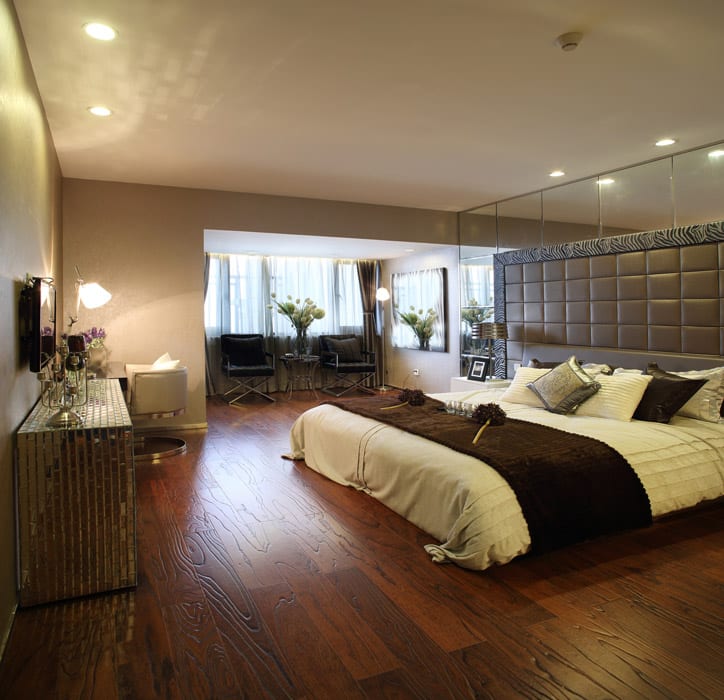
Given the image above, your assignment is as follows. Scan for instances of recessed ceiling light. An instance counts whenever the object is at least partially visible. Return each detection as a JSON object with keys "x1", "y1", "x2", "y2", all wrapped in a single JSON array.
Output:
[
  {"x1": 598, "y1": 177, "x2": 615, "y2": 185},
  {"x1": 549, "y1": 170, "x2": 565, "y2": 178},
  {"x1": 88, "y1": 106, "x2": 112, "y2": 117},
  {"x1": 405, "y1": 248, "x2": 415, "y2": 253},
  {"x1": 708, "y1": 149, "x2": 724, "y2": 159},
  {"x1": 655, "y1": 138, "x2": 676, "y2": 147},
  {"x1": 83, "y1": 22, "x2": 117, "y2": 41}
]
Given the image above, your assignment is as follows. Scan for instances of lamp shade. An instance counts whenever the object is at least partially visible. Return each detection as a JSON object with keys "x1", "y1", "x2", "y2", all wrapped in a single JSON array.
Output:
[
  {"x1": 479, "y1": 322, "x2": 508, "y2": 340},
  {"x1": 78, "y1": 282, "x2": 112, "y2": 309},
  {"x1": 376, "y1": 287, "x2": 390, "y2": 302}
]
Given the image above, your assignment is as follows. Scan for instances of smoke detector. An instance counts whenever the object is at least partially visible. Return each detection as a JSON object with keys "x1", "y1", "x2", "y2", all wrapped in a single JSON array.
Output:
[{"x1": 554, "y1": 32, "x2": 583, "y2": 51}]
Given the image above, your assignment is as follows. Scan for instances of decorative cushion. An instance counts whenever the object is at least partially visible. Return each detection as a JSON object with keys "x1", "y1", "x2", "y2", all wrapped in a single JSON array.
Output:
[
  {"x1": 634, "y1": 368, "x2": 707, "y2": 423},
  {"x1": 225, "y1": 337, "x2": 266, "y2": 365},
  {"x1": 526, "y1": 356, "x2": 600, "y2": 414},
  {"x1": 500, "y1": 367, "x2": 549, "y2": 407},
  {"x1": 151, "y1": 352, "x2": 180, "y2": 370},
  {"x1": 647, "y1": 363, "x2": 724, "y2": 422},
  {"x1": 575, "y1": 374, "x2": 653, "y2": 421},
  {"x1": 326, "y1": 337, "x2": 363, "y2": 362}
]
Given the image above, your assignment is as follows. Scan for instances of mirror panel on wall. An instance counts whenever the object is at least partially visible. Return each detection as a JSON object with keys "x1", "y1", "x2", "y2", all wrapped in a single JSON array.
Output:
[
  {"x1": 674, "y1": 141, "x2": 724, "y2": 226},
  {"x1": 459, "y1": 253, "x2": 495, "y2": 366},
  {"x1": 600, "y1": 158, "x2": 673, "y2": 236},
  {"x1": 542, "y1": 178, "x2": 599, "y2": 245},
  {"x1": 497, "y1": 193, "x2": 542, "y2": 250},
  {"x1": 460, "y1": 203, "x2": 496, "y2": 255},
  {"x1": 458, "y1": 139, "x2": 724, "y2": 375}
]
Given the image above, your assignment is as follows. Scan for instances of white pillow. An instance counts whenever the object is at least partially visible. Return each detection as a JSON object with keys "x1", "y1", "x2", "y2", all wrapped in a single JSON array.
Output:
[
  {"x1": 500, "y1": 367, "x2": 549, "y2": 407},
  {"x1": 151, "y1": 352, "x2": 180, "y2": 371},
  {"x1": 669, "y1": 367, "x2": 724, "y2": 422},
  {"x1": 152, "y1": 352, "x2": 173, "y2": 367},
  {"x1": 575, "y1": 374, "x2": 653, "y2": 421},
  {"x1": 581, "y1": 363, "x2": 612, "y2": 376},
  {"x1": 613, "y1": 367, "x2": 643, "y2": 375}
]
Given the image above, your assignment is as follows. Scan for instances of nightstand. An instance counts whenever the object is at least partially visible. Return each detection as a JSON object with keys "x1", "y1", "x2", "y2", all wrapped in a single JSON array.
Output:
[{"x1": 450, "y1": 376, "x2": 511, "y2": 392}]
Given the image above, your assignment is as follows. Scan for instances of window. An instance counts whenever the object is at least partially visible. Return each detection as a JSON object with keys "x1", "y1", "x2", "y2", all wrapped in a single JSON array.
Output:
[{"x1": 205, "y1": 253, "x2": 364, "y2": 338}]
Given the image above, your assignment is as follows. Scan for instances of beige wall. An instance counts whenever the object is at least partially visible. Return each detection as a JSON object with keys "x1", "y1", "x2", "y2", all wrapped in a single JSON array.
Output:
[
  {"x1": 63, "y1": 180, "x2": 459, "y2": 427},
  {"x1": 0, "y1": 0, "x2": 62, "y2": 653},
  {"x1": 381, "y1": 246, "x2": 461, "y2": 393}
]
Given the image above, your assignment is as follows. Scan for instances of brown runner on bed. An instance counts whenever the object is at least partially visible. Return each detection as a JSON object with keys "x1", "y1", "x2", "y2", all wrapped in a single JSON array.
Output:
[{"x1": 324, "y1": 396, "x2": 652, "y2": 554}]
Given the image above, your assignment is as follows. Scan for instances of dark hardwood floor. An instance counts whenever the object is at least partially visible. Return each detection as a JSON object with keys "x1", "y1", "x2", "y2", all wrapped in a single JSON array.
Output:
[{"x1": 1, "y1": 393, "x2": 723, "y2": 699}]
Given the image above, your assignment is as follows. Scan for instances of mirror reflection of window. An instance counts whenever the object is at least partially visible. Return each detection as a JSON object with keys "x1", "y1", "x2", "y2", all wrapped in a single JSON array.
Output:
[{"x1": 460, "y1": 257, "x2": 494, "y2": 355}]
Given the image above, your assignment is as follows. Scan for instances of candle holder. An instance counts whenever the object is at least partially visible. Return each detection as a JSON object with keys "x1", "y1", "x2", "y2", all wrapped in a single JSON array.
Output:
[{"x1": 38, "y1": 335, "x2": 89, "y2": 427}]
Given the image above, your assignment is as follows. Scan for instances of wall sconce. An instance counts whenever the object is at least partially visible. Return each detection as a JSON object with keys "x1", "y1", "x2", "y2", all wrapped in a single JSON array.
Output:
[{"x1": 38, "y1": 268, "x2": 112, "y2": 427}]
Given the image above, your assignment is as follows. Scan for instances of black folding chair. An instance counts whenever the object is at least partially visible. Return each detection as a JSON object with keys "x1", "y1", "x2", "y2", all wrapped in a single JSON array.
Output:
[
  {"x1": 319, "y1": 334, "x2": 376, "y2": 397},
  {"x1": 220, "y1": 334, "x2": 276, "y2": 403}
]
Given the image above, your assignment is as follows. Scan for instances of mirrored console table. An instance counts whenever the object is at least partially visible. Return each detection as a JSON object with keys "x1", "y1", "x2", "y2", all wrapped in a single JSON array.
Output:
[{"x1": 15, "y1": 379, "x2": 136, "y2": 606}]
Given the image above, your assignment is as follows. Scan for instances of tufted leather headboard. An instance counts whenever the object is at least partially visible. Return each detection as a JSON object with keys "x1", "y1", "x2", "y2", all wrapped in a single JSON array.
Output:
[{"x1": 493, "y1": 220, "x2": 724, "y2": 376}]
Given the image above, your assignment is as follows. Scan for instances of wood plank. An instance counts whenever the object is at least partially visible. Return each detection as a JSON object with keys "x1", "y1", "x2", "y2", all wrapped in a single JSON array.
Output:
[
  {"x1": 1, "y1": 395, "x2": 722, "y2": 699},
  {"x1": 327, "y1": 566, "x2": 474, "y2": 697},
  {"x1": 252, "y1": 581, "x2": 368, "y2": 698}
]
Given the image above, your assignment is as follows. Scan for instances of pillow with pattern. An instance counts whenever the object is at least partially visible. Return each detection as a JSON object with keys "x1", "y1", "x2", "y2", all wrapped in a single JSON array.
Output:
[
  {"x1": 526, "y1": 356, "x2": 600, "y2": 414},
  {"x1": 576, "y1": 373, "x2": 653, "y2": 421},
  {"x1": 500, "y1": 367, "x2": 549, "y2": 407}
]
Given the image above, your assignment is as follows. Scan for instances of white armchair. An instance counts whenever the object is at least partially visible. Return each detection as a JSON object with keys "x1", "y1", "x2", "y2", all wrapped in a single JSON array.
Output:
[{"x1": 125, "y1": 362, "x2": 188, "y2": 461}]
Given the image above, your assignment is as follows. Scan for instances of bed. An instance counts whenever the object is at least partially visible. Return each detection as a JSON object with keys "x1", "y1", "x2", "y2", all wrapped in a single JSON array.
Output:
[{"x1": 287, "y1": 357, "x2": 724, "y2": 571}]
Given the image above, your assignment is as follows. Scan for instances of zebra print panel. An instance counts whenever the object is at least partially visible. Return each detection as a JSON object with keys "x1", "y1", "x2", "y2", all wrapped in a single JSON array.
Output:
[{"x1": 494, "y1": 219, "x2": 724, "y2": 266}]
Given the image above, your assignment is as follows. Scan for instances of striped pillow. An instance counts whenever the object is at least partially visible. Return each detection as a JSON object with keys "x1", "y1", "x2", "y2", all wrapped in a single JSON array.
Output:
[{"x1": 575, "y1": 374, "x2": 653, "y2": 421}]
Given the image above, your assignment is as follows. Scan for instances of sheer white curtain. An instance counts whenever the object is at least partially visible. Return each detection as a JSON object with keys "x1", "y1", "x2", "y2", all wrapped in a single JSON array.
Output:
[
  {"x1": 460, "y1": 259, "x2": 494, "y2": 309},
  {"x1": 205, "y1": 254, "x2": 363, "y2": 335}
]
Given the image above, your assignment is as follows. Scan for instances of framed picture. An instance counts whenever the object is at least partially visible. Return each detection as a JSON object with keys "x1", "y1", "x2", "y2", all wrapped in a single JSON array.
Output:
[
  {"x1": 466, "y1": 356, "x2": 490, "y2": 382},
  {"x1": 390, "y1": 267, "x2": 447, "y2": 352}
]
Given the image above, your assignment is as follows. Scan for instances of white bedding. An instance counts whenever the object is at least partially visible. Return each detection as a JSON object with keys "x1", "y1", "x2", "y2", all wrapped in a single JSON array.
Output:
[{"x1": 287, "y1": 387, "x2": 724, "y2": 570}]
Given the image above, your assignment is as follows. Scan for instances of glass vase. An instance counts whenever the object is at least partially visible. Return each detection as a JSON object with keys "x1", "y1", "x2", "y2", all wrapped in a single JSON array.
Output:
[{"x1": 294, "y1": 328, "x2": 308, "y2": 357}]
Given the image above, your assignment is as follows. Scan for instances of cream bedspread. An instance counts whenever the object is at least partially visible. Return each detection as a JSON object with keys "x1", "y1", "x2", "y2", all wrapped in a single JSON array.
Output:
[{"x1": 287, "y1": 388, "x2": 724, "y2": 570}]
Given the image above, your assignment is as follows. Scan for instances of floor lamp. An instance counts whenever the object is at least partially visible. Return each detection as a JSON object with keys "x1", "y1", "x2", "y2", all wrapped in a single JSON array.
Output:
[{"x1": 376, "y1": 287, "x2": 391, "y2": 391}]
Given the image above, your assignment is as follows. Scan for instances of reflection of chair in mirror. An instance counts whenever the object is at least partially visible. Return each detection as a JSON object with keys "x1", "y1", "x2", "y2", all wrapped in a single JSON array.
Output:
[
  {"x1": 126, "y1": 364, "x2": 188, "y2": 461},
  {"x1": 319, "y1": 334, "x2": 376, "y2": 397},
  {"x1": 220, "y1": 334, "x2": 276, "y2": 404}
]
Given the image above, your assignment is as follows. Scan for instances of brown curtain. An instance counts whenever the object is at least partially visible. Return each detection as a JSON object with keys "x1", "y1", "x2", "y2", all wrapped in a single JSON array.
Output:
[{"x1": 356, "y1": 259, "x2": 380, "y2": 385}]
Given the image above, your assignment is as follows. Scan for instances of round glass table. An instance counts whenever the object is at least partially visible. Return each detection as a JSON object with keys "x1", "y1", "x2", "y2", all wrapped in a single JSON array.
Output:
[{"x1": 280, "y1": 354, "x2": 319, "y2": 398}]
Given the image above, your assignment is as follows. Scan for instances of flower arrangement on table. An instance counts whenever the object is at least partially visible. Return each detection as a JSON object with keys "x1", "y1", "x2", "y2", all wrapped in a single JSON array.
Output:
[
  {"x1": 268, "y1": 294, "x2": 325, "y2": 356},
  {"x1": 61, "y1": 327, "x2": 107, "y2": 349},
  {"x1": 396, "y1": 306, "x2": 437, "y2": 350},
  {"x1": 461, "y1": 299, "x2": 492, "y2": 329}
]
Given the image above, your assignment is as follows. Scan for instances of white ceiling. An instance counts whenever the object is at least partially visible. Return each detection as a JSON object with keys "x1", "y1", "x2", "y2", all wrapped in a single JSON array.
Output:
[
  {"x1": 204, "y1": 229, "x2": 445, "y2": 259},
  {"x1": 14, "y1": 0, "x2": 724, "y2": 216}
]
